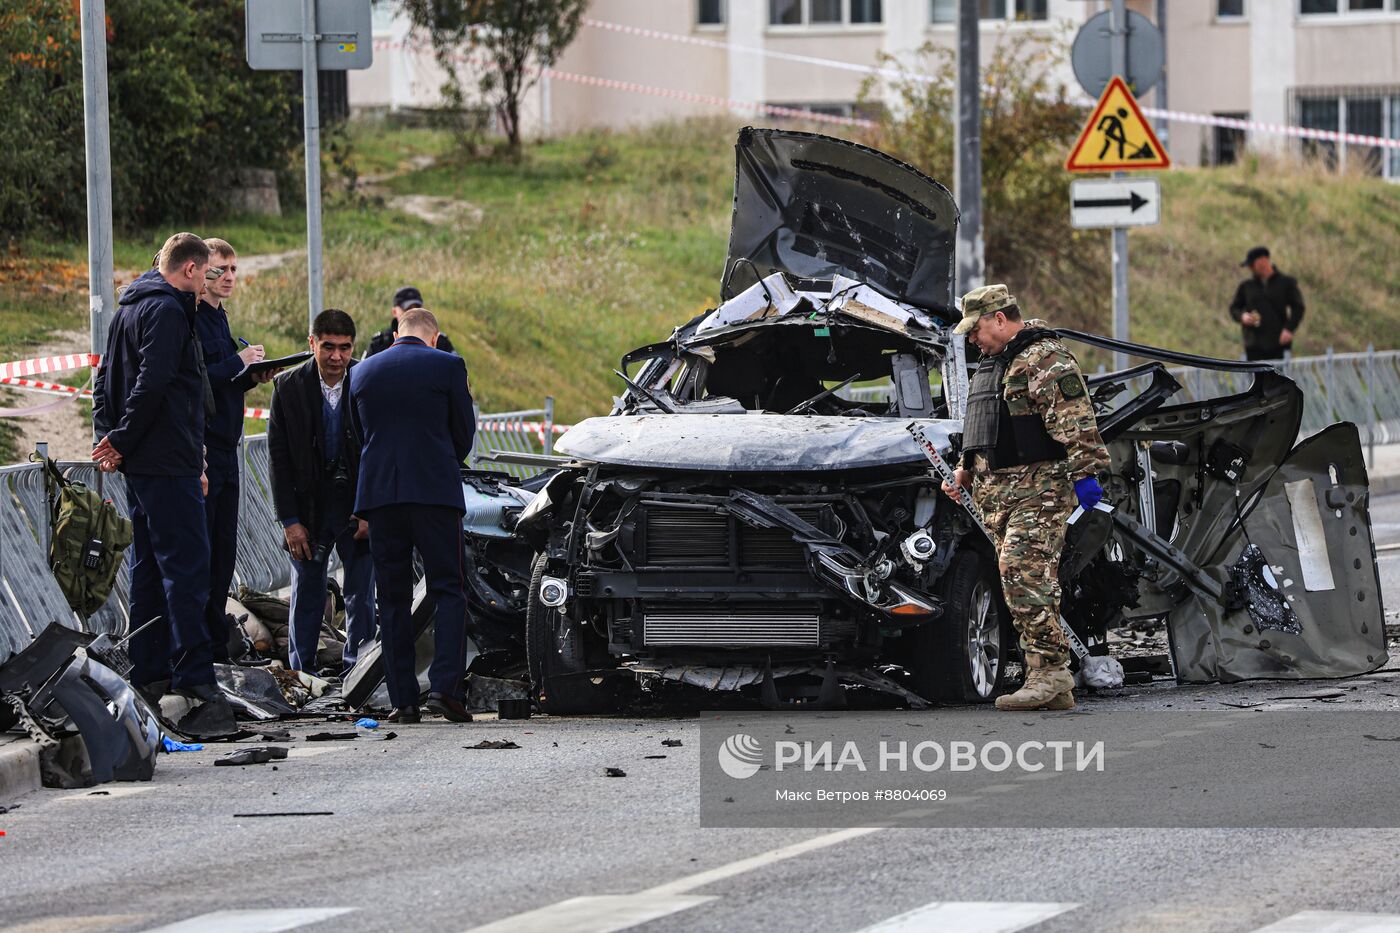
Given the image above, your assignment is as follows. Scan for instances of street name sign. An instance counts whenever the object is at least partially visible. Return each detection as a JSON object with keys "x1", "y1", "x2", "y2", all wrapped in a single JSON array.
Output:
[{"x1": 1070, "y1": 178, "x2": 1161, "y2": 229}]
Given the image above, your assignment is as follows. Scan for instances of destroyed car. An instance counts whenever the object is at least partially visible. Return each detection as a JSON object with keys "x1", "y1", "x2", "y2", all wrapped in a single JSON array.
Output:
[{"x1": 506, "y1": 127, "x2": 1386, "y2": 712}]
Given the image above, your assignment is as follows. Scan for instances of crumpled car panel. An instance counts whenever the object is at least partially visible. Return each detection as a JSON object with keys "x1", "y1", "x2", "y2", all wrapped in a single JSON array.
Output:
[{"x1": 554, "y1": 413, "x2": 960, "y2": 472}]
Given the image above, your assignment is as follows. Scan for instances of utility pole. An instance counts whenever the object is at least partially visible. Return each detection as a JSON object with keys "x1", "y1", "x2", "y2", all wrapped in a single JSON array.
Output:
[
  {"x1": 301, "y1": 0, "x2": 324, "y2": 329},
  {"x1": 954, "y1": 0, "x2": 983, "y2": 298},
  {"x1": 79, "y1": 0, "x2": 115, "y2": 372},
  {"x1": 1156, "y1": 0, "x2": 1169, "y2": 152},
  {"x1": 1111, "y1": 0, "x2": 1129, "y2": 371}
]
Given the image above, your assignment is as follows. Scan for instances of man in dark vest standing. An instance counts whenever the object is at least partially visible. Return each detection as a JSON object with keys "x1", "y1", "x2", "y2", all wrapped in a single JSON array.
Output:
[
  {"x1": 941, "y1": 285, "x2": 1110, "y2": 712},
  {"x1": 92, "y1": 232, "x2": 237, "y2": 737},
  {"x1": 350, "y1": 307, "x2": 476, "y2": 723}
]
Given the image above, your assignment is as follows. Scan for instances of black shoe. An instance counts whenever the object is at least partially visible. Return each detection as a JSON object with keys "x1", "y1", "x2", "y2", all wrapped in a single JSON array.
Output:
[
  {"x1": 424, "y1": 692, "x2": 472, "y2": 723},
  {"x1": 174, "y1": 684, "x2": 239, "y2": 738},
  {"x1": 387, "y1": 706, "x2": 420, "y2": 724},
  {"x1": 136, "y1": 679, "x2": 170, "y2": 713}
]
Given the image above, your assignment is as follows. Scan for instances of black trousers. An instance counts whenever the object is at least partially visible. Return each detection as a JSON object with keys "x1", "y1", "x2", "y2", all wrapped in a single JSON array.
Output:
[
  {"x1": 203, "y1": 446, "x2": 240, "y2": 662},
  {"x1": 126, "y1": 474, "x2": 213, "y2": 689},
  {"x1": 366, "y1": 504, "x2": 470, "y2": 708},
  {"x1": 1245, "y1": 346, "x2": 1287, "y2": 362}
]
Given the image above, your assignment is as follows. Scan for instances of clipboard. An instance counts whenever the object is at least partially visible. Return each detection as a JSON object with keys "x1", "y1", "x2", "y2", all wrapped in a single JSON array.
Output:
[{"x1": 246, "y1": 351, "x2": 312, "y2": 375}]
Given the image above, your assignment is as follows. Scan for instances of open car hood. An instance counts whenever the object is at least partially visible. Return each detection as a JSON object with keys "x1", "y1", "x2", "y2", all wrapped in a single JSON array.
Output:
[{"x1": 722, "y1": 128, "x2": 959, "y2": 321}]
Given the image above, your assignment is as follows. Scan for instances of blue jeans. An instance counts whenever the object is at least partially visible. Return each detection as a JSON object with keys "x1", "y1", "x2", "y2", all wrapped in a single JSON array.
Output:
[
  {"x1": 126, "y1": 474, "x2": 213, "y2": 690},
  {"x1": 287, "y1": 525, "x2": 377, "y2": 674}
]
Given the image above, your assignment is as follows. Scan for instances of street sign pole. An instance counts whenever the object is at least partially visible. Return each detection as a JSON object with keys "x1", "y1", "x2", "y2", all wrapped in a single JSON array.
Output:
[
  {"x1": 301, "y1": 0, "x2": 324, "y2": 332},
  {"x1": 79, "y1": 0, "x2": 114, "y2": 402},
  {"x1": 954, "y1": 0, "x2": 983, "y2": 295},
  {"x1": 1110, "y1": 0, "x2": 1129, "y2": 372}
]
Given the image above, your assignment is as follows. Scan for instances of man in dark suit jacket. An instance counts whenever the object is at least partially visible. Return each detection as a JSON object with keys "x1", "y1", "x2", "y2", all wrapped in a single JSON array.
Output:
[
  {"x1": 349, "y1": 307, "x2": 476, "y2": 723},
  {"x1": 268, "y1": 309, "x2": 377, "y2": 674},
  {"x1": 92, "y1": 232, "x2": 236, "y2": 738}
]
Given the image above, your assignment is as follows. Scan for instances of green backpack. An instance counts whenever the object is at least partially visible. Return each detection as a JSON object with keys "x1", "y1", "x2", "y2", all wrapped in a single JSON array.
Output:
[{"x1": 34, "y1": 454, "x2": 134, "y2": 617}]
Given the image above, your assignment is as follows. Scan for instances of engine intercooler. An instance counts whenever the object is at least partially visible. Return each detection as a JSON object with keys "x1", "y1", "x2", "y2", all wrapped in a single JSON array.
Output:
[{"x1": 641, "y1": 604, "x2": 823, "y2": 647}]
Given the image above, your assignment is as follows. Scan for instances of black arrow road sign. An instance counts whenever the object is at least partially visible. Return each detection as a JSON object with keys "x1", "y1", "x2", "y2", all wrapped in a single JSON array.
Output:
[{"x1": 1072, "y1": 191, "x2": 1150, "y2": 212}]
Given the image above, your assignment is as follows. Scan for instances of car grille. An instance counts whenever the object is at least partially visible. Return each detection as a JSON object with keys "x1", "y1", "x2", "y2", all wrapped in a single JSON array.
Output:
[
  {"x1": 642, "y1": 506, "x2": 819, "y2": 568},
  {"x1": 641, "y1": 604, "x2": 822, "y2": 647}
]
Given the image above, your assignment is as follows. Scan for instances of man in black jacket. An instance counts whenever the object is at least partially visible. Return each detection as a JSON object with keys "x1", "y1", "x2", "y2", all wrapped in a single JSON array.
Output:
[
  {"x1": 268, "y1": 309, "x2": 377, "y2": 674},
  {"x1": 1229, "y1": 246, "x2": 1305, "y2": 361},
  {"x1": 364, "y1": 286, "x2": 456, "y2": 358},
  {"x1": 92, "y1": 232, "x2": 236, "y2": 737},
  {"x1": 195, "y1": 237, "x2": 275, "y2": 661}
]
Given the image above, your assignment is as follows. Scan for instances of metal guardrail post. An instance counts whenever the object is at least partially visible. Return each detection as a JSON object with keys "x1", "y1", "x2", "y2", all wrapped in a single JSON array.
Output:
[
  {"x1": 1366, "y1": 343, "x2": 1376, "y2": 467},
  {"x1": 1325, "y1": 346, "x2": 1336, "y2": 425},
  {"x1": 35, "y1": 442, "x2": 50, "y2": 557},
  {"x1": 544, "y1": 396, "x2": 556, "y2": 456}
]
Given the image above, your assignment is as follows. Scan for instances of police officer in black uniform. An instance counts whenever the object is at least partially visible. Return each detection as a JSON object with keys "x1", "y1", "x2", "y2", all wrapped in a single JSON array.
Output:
[{"x1": 364, "y1": 286, "x2": 456, "y2": 358}]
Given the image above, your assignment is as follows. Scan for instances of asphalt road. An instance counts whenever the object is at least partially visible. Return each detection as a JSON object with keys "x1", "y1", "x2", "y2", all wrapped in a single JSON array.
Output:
[{"x1": 3, "y1": 496, "x2": 1400, "y2": 933}]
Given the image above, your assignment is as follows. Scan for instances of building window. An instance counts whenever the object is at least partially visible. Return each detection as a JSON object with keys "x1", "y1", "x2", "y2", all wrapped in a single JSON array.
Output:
[
  {"x1": 932, "y1": 0, "x2": 956, "y2": 23},
  {"x1": 931, "y1": 0, "x2": 1044, "y2": 24},
  {"x1": 1212, "y1": 114, "x2": 1247, "y2": 165},
  {"x1": 698, "y1": 0, "x2": 725, "y2": 26},
  {"x1": 979, "y1": 0, "x2": 1006, "y2": 17},
  {"x1": 1014, "y1": 0, "x2": 1047, "y2": 19},
  {"x1": 1217, "y1": 0, "x2": 1245, "y2": 17},
  {"x1": 769, "y1": 0, "x2": 883, "y2": 25},
  {"x1": 850, "y1": 0, "x2": 882, "y2": 23},
  {"x1": 1295, "y1": 90, "x2": 1400, "y2": 177},
  {"x1": 1300, "y1": 0, "x2": 1400, "y2": 13}
]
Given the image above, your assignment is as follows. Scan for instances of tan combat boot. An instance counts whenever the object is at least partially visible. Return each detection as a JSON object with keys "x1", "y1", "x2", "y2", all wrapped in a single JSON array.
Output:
[{"x1": 995, "y1": 656, "x2": 1075, "y2": 711}]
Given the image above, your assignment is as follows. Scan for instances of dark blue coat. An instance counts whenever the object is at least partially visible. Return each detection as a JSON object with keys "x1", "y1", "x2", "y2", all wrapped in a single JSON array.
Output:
[
  {"x1": 349, "y1": 336, "x2": 475, "y2": 513},
  {"x1": 196, "y1": 299, "x2": 255, "y2": 452},
  {"x1": 93, "y1": 270, "x2": 207, "y2": 477}
]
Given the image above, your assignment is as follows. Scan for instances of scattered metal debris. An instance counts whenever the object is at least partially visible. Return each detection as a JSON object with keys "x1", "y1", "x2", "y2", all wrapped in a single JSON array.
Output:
[
  {"x1": 214, "y1": 746, "x2": 289, "y2": 767},
  {"x1": 465, "y1": 740, "x2": 521, "y2": 750}
]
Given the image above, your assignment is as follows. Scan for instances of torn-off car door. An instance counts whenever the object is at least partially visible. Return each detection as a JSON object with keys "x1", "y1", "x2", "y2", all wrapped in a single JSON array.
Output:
[
  {"x1": 1083, "y1": 345, "x2": 1387, "y2": 681},
  {"x1": 1165, "y1": 422, "x2": 1386, "y2": 681}
]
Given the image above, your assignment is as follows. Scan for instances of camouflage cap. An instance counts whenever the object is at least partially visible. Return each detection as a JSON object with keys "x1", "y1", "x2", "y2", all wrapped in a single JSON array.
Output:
[{"x1": 953, "y1": 284, "x2": 1017, "y2": 335}]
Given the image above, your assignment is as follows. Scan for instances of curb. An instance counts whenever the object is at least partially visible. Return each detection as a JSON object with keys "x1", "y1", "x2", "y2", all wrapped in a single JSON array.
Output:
[
  {"x1": 1371, "y1": 473, "x2": 1400, "y2": 498},
  {"x1": 0, "y1": 735, "x2": 42, "y2": 805}
]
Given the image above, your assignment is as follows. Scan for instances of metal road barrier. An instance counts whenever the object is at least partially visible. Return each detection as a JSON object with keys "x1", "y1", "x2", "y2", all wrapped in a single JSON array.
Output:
[
  {"x1": 470, "y1": 398, "x2": 557, "y2": 479},
  {"x1": 847, "y1": 348, "x2": 1400, "y2": 464},
  {"x1": 0, "y1": 402, "x2": 554, "y2": 665}
]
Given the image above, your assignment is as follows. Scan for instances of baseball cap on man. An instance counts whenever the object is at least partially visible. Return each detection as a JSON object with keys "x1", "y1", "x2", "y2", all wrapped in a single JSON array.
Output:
[
  {"x1": 953, "y1": 284, "x2": 1017, "y2": 335},
  {"x1": 1241, "y1": 246, "x2": 1270, "y2": 267},
  {"x1": 393, "y1": 285, "x2": 424, "y2": 310}
]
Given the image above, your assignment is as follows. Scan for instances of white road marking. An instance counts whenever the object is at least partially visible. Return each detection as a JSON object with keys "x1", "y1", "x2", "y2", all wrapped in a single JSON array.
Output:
[
  {"x1": 1251, "y1": 910, "x2": 1400, "y2": 932},
  {"x1": 857, "y1": 901, "x2": 1079, "y2": 933},
  {"x1": 2, "y1": 916, "x2": 143, "y2": 933},
  {"x1": 285, "y1": 747, "x2": 350, "y2": 759},
  {"x1": 462, "y1": 826, "x2": 881, "y2": 932},
  {"x1": 141, "y1": 908, "x2": 355, "y2": 933},
  {"x1": 54, "y1": 786, "x2": 154, "y2": 802},
  {"x1": 465, "y1": 895, "x2": 715, "y2": 933}
]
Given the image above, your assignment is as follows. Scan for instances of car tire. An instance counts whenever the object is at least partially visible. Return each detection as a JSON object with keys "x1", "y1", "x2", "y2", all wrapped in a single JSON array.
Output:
[
  {"x1": 525, "y1": 553, "x2": 616, "y2": 714},
  {"x1": 907, "y1": 550, "x2": 1009, "y2": 704}
]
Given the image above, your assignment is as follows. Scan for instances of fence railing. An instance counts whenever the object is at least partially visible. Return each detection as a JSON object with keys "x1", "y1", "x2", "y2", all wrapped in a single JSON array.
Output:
[
  {"x1": 0, "y1": 400, "x2": 557, "y2": 666},
  {"x1": 847, "y1": 348, "x2": 1400, "y2": 463}
]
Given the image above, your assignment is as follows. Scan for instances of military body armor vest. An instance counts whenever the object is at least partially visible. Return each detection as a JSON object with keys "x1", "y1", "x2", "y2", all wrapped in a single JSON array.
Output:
[{"x1": 962, "y1": 327, "x2": 1068, "y2": 470}]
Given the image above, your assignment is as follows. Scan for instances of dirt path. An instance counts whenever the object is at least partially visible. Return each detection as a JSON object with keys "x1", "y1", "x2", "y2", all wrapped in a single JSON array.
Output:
[{"x1": 5, "y1": 329, "x2": 94, "y2": 461}]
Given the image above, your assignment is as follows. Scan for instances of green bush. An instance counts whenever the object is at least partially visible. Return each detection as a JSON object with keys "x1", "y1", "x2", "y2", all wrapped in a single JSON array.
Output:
[
  {"x1": 859, "y1": 29, "x2": 1111, "y2": 331},
  {"x1": 0, "y1": 0, "x2": 301, "y2": 239}
]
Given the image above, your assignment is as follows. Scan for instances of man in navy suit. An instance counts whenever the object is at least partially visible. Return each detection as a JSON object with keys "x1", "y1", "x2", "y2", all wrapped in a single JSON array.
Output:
[{"x1": 349, "y1": 307, "x2": 476, "y2": 723}]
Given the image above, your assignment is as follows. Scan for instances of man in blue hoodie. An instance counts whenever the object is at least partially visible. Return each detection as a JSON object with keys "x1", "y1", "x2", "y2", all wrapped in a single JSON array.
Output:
[
  {"x1": 93, "y1": 232, "x2": 237, "y2": 738},
  {"x1": 195, "y1": 237, "x2": 275, "y2": 661}
]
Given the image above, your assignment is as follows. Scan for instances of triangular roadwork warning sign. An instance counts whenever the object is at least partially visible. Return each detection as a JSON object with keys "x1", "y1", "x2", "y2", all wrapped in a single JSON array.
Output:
[{"x1": 1066, "y1": 76, "x2": 1171, "y2": 173}]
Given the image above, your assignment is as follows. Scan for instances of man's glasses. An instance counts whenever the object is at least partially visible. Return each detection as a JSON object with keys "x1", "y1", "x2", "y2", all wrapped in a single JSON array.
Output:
[{"x1": 205, "y1": 265, "x2": 227, "y2": 281}]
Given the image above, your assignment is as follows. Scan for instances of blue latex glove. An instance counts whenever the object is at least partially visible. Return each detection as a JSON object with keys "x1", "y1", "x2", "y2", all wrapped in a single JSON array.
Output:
[
  {"x1": 162, "y1": 736, "x2": 204, "y2": 753},
  {"x1": 1074, "y1": 476, "x2": 1104, "y2": 510}
]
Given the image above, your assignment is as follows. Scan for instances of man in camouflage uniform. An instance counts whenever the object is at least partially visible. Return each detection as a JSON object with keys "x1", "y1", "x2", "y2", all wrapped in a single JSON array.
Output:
[{"x1": 941, "y1": 285, "x2": 1110, "y2": 710}]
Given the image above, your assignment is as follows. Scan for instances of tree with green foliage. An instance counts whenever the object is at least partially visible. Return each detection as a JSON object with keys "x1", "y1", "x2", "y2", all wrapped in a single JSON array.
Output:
[
  {"x1": 859, "y1": 31, "x2": 1109, "y2": 331},
  {"x1": 0, "y1": 0, "x2": 301, "y2": 238},
  {"x1": 402, "y1": 0, "x2": 588, "y2": 158}
]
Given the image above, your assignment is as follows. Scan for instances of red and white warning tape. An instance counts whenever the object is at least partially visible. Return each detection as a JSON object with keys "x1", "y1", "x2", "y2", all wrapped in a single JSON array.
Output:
[
  {"x1": 0, "y1": 352, "x2": 272, "y2": 420},
  {"x1": 580, "y1": 17, "x2": 1400, "y2": 152}
]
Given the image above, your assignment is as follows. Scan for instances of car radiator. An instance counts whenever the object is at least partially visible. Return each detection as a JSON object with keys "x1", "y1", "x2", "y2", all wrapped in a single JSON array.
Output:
[{"x1": 641, "y1": 604, "x2": 823, "y2": 647}]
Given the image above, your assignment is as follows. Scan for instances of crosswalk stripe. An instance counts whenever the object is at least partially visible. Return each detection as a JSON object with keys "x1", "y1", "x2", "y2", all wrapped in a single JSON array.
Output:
[
  {"x1": 1251, "y1": 910, "x2": 1400, "y2": 933},
  {"x1": 141, "y1": 908, "x2": 356, "y2": 933},
  {"x1": 857, "y1": 901, "x2": 1079, "y2": 933},
  {"x1": 464, "y1": 894, "x2": 715, "y2": 933}
]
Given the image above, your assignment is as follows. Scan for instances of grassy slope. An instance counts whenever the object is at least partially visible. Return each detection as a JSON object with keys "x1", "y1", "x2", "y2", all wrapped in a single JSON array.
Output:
[{"x1": 3, "y1": 122, "x2": 1399, "y2": 460}]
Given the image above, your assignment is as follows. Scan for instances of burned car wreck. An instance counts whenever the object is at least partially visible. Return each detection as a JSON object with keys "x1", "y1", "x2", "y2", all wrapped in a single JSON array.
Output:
[{"x1": 501, "y1": 128, "x2": 1386, "y2": 712}]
